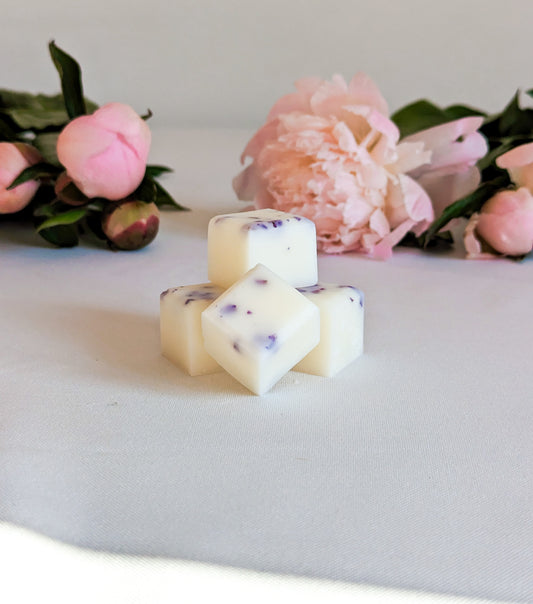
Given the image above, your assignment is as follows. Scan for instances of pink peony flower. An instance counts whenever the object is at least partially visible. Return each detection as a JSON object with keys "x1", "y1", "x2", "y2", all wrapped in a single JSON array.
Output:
[
  {"x1": 496, "y1": 142, "x2": 533, "y2": 191},
  {"x1": 57, "y1": 102, "x2": 151, "y2": 201},
  {"x1": 403, "y1": 117, "x2": 488, "y2": 217},
  {"x1": 0, "y1": 142, "x2": 41, "y2": 214},
  {"x1": 233, "y1": 73, "x2": 434, "y2": 259},
  {"x1": 464, "y1": 187, "x2": 533, "y2": 258}
]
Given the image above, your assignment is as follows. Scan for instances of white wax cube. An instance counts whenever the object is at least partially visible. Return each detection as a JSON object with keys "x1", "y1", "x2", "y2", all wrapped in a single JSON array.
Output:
[
  {"x1": 294, "y1": 283, "x2": 364, "y2": 377},
  {"x1": 201, "y1": 264, "x2": 320, "y2": 395},
  {"x1": 160, "y1": 283, "x2": 224, "y2": 376},
  {"x1": 207, "y1": 209, "x2": 318, "y2": 289}
]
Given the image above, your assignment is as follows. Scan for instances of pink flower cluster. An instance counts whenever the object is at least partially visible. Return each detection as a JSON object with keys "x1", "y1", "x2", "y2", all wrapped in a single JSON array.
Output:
[
  {"x1": 233, "y1": 73, "x2": 486, "y2": 259},
  {"x1": 465, "y1": 143, "x2": 533, "y2": 258},
  {"x1": 0, "y1": 102, "x2": 150, "y2": 214}
]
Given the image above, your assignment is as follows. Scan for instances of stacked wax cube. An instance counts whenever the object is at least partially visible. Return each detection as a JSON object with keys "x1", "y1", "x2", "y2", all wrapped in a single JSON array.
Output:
[{"x1": 160, "y1": 209, "x2": 364, "y2": 395}]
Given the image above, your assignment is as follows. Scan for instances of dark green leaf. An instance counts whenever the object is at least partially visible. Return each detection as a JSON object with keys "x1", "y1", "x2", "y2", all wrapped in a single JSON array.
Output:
[
  {"x1": 391, "y1": 100, "x2": 449, "y2": 138},
  {"x1": 145, "y1": 164, "x2": 173, "y2": 178},
  {"x1": 393, "y1": 99, "x2": 488, "y2": 139},
  {"x1": 443, "y1": 104, "x2": 486, "y2": 120},
  {"x1": 423, "y1": 176, "x2": 509, "y2": 246},
  {"x1": 33, "y1": 132, "x2": 60, "y2": 165},
  {"x1": 0, "y1": 90, "x2": 98, "y2": 131},
  {"x1": 0, "y1": 90, "x2": 64, "y2": 111},
  {"x1": 6, "y1": 107, "x2": 68, "y2": 130},
  {"x1": 48, "y1": 40, "x2": 86, "y2": 119},
  {"x1": 496, "y1": 91, "x2": 533, "y2": 136},
  {"x1": 7, "y1": 162, "x2": 62, "y2": 189},
  {"x1": 36, "y1": 207, "x2": 88, "y2": 232},
  {"x1": 84, "y1": 210, "x2": 107, "y2": 240},
  {"x1": 33, "y1": 201, "x2": 58, "y2": 218},
  {"x1": 399, "y1": 230, "x2": 453, "y2": 250},
  {"x1": 0, "y1": 114, "x2": 19, "y2": 140},
  {"x1": 38, "y1": 223, "x2": 79, "y2": 247},
  {"x1": 133, "y1": 177, "x2": 157, "y2": 203},
  {"x1": 153, "y1": 180, "x2": 189, "y2": 210}
]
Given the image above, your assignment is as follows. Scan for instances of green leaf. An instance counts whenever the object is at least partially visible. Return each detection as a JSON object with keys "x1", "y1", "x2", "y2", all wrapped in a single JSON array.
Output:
[
  {"x1": 399, "y1": 230, "x2": 453, "y2": 250},
  {"x1": 133, "y1": 177, "x2": 157, "y2": 203},
  {"x1": 153, "y1": 180, "x2": 189, "y2": 210},
  {"x1": 33, "y1": 201, "x2": 57, "y2": 218},
  {"x1": 38, "y1": 223, "x2": 79, "y2": 247},
  {"x1": 423, "y1": 176, "x2": 509, "y2": 245},
  {"x1": 392, "y1": 99, "x2": 487, "y2": 139},
  {"x1": 145, "y1": 164, "x2": 173, "y2": 178},
  {"x1": 496, "y1": 91, "x2": 533, "y2": 137},
  {"x1": 6, "y1": 107, "x2": 69, "y2": 130},
  {"x1": 7, "y1": 162, "x2": 62, "y2": 189},
  {"x1": 84, "y1": 210, "x2": 107, "y2": 241},
  {"x1": 443, "y1": 104, "x2": 487, "y2": 120},
  {"x1": 391, "y1": 100, "x2": 449, "y2": 138},
  {"x1": 0, "y1": 114, "x2": 19, "y2": 140},
  {"x1": 33, "y1": 132, "x2": 60, "y2": 165},
  {"x1": 48, "y1": 40, "x2": 86, "y2": 119},
  {"x1": 0, "y1": 90, "x2": 98, "y2": 131},
  {"x1": 36, "y1": 207, "x2": 88, "y2": 233}
]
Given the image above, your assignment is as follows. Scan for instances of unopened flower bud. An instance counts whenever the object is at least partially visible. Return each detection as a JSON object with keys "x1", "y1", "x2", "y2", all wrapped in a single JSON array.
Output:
[
  {"x1": 55, "y1": 172, "x2": 88, "y2": 206},
  {"x1": 0, "y1": 142, "x2": 41, "y2": 214},
  {"x1": 102, "y1": 200, "x2": 159, "y2": 250}
]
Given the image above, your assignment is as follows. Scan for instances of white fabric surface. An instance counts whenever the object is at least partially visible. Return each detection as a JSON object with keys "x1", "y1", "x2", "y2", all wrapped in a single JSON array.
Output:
[{"x1": 1, "y1": 129, "x2": 532, "y2": 603}]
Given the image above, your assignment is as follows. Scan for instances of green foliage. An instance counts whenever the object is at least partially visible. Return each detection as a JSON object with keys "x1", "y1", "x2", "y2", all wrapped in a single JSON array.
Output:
[
  {"x1": 391, "y1": 99, "x2": 486, "y2": 139},
  {"x1": 0, "y1": 42, "x2": 181, "y2": 250},
  {"x1": 393, "y1": 90, "x2": 533, "y2": 251},
  {"x1": 48, "y1": 40, "x2": 87, "y2": 120}
]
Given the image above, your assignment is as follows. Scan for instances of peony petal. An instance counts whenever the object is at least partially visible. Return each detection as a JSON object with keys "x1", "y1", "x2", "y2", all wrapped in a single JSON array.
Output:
[
  {"x1": 333, "y1": 121, "x2": 358, "y2": 153},
  {"x1": 496, "y1": 142, "x2": 533, "y2": 191},
  {"x1": 347, "y1": 72, "x2": 389, "y2": 116},
  {"x1": 416, "y1": 166, "x2": 481, "y2": 217},
  {"x1": 386, "y1": 174, "x2": 434, "y2": 230},
  {"x1": 309, "y1": 74, "x2": 349, "y2": 117},
  {"x1": 404, "y1": 116, "x2": 484, "y2": 150},
  {"x1": 391, "y1": 141, "x2": 432, "y2": 174},
  {"x1": 240, "y1": 119, "x2": 281, "y2": 163},
  {"x1": 423, "y1": 131, "x2": 487, "y2": 174},
  {"x1": 233, "y1": 164, "x2": 260, "y2": 201},
  {"x1": 369, "y1": 207, "x2": 391, "y2": 237},
  {"x1": 370, "y1": 218, "x2": 417, "y2": 259},
  {"x1": 266, "y1": 77, "x2": 322, "y2": 121},
  {"x1": 495, "y1": 141, "x2": 533, "y2": 169}
]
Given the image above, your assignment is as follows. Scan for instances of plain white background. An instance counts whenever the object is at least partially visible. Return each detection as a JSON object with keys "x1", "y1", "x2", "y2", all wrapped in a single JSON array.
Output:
[{"x1": 1, "y1": 0, "x2": 533, "y2": 128}]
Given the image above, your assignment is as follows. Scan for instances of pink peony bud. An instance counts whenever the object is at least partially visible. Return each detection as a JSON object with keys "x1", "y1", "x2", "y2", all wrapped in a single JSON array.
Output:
[
  {"x1": 54, "y1": 171, "x2": 88, "y2": 206},
  {"x1": 0, "y1": 142, "x2": 41, "y2": 214},
  {"x1": 495, "y1": 142, "x2": 533, "y2": 191},
  {"x1": 464, "y1": 187, "x2": 533, "y2": 258},
  {"x1": 56, "y1": 102, "x2": 151, "y2": 201},
  {"x1": 102, "y1": 200, "x2": 159, "y2": 250}
]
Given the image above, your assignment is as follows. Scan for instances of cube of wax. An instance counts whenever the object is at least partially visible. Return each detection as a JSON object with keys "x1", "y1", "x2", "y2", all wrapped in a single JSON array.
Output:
[
  {"x1": 160, "y1": 283, "x2": 224, "y2": 376},
  {"x1": 294, "y1": 284, "x2": 364, "y2": 377},
  {"x1": 208, "y1": 209, "x2": 318, "y2": 289},
  {"x1": 201, "y1": 264, "x2": 320, "y2": 395}
]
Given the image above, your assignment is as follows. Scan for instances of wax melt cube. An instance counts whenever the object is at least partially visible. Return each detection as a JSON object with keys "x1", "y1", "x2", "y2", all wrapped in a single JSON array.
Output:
[
  {"x1": 207, "y1": 209, "x2": 318, "y2": 289},
  {"x1": 160, "y1": 283, "x2": 224, "y2": 376},
  {"x1": 201, "y1": 264, "x2": 320, "y2": 395},
  {"x1": 294, "y1": 283, "x2": 364, "y2": 377}
]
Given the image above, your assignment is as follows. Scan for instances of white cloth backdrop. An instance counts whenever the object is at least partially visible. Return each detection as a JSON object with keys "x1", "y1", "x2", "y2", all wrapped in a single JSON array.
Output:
[{"x1": 1, "y1": 129, "x2": 532, "y2": 603}]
